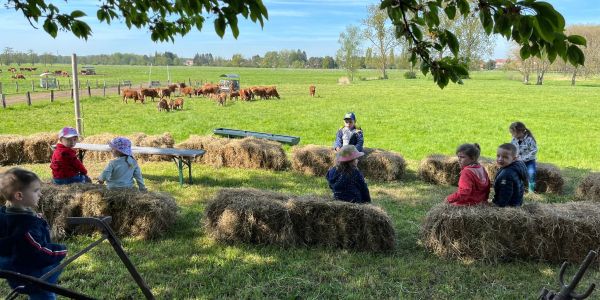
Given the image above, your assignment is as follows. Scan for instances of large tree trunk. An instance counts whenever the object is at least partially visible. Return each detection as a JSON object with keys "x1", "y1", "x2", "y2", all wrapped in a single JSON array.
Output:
[
  {"x1": 571, "y1": 68, "x2": 577, "y2": 86},
  {"x1": 536, "y1": 70, "x2": 545, "y2": 85},
  {"x1": 523, "y1": 73, "x2": 529, "y2": 84}
]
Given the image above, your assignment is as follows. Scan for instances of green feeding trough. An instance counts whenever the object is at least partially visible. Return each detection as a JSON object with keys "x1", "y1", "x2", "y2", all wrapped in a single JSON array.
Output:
[{"x1": 213, "y1": 128, "x2": 300, "y2": 145}]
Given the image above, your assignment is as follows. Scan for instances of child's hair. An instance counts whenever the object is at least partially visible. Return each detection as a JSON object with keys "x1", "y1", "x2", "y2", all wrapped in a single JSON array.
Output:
[
  {"x1": 456, "y1": 143, "x2": 481, "y2": 160},
  {"x1": 336, "y1": 160, "x2": 357, "y2": 174},
  {"x1": 0, "y1": 168, "x2": 40, "y2": 202},
  {"x1": 498, "y1": 143, "x2": 517, "y2": 156},
  {"x1": 510, "y1": 121, "x2": 536, "y2": 142}
]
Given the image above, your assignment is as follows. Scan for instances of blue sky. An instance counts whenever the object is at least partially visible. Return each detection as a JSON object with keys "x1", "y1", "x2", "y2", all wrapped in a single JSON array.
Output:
[{"x1": 0, "y1": 0, "x2": 598, "y2": 59}]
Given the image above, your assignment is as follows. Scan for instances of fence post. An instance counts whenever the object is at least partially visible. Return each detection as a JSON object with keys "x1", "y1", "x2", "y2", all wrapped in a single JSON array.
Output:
[
  {"x1": 0, "y1": 82, "x2": 3, "y2": 94},
  {"x1": 26, "y1": 92, "x2": 31, "y2": 106},
  {"x1": 96, "y1": 79, "x2": 98, "y2": 88},
  {"x1": 103, "y1": 84, "x2": 106, "y2": 97},
  {"x1": 71, "y1": 88, "x2": 73, "y2": 100},
  {"x1": 15, "y1": 82, "x2": 19, "y2": 93},
  {"x1": 188, "y1": 78, "x2": 192, "y2": 86},
  {"x1": 117, "y1": 83, "x2": 121, "y2": 95},
  {"x1": 31, "y1": 80, "x2": 35, "y2": 92},
  {"x1": 57, "y1": 80, "x2": 61, "y2": 90},
  {"x1": 87, "y1": 86, "x2": 91, "y2": 97},
  {"x1": 51, "y1": 90, "x2": 54, "y2": 102},
  {"x1": 1, "y1": 94, "x2": 5, "y2": 108}
]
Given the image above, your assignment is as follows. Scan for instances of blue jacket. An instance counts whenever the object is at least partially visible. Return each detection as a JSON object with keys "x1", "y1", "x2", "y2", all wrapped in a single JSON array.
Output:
[
  {"x1": 334, "y1": 127, "x2": 364, "y2": 152},
  {"x1": 492, "y1": 161, "x2": 528, "y2": 207},
  {"x1": 0, "y1": 206, "x2": 67, "y2": 275},
  {"x1": 326, "y1": 167, "x2": 371, "y2": 203}
]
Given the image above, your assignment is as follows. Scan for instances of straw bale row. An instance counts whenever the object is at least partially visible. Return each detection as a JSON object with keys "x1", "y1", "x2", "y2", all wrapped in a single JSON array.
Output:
[
  {"x1": 576, "y1": 172, "x2": 600, "y2": 201},
  {"x1": 82, "y1": 132, "x2": 174, "y2": 162},
  {"x1": 204, "y1": 188, "x2": 396, "y2": 252},
  {"x1": 1, "y1": 183, "x2": 179, "y2": 240},
  {"x1": 290, "y1": 145, "x2": 406, "y2": 181},
  {"x1": 175, "y1": 135, "x2": 289, "y2": 171},
  {"x1": 421, "y1": 202, "x2": 600, "y2": 263}
]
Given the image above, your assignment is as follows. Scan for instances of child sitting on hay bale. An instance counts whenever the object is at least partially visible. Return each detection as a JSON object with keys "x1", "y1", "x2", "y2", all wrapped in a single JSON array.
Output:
[
  {"x1": 50, "y1": 127, "x2": 92, "y2": 185},
  {"x1": 333, "y1": 112, "x2": 364, "y2": 152},
  {"x1": 98, "y1": 137, "x2": 146, "y2": 191},
  {"x1": 510, "y1": 121, "x2": 538, "y2": 193},
  {"x1": 445, "y1": 143, "x2": 490, "y2": 206},
  {"x1": 0, "y1": 168, "x2": 67, "y2": 299},
  {"x1": 493, "y1": 143, "x2": 527, "y2": 207},
  {"x1": 326, "y1": 145, "x2": 371, "y2": 203}
]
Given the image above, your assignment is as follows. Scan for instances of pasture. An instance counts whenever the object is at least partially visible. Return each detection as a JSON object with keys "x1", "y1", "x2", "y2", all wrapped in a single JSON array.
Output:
[{"x1": 1, "y1": 66, "x2": 600, "y2": 298}]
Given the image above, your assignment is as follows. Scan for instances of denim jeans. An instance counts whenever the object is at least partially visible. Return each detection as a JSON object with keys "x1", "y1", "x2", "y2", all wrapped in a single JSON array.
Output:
[
  {"x1": 5, "y1": 262, "x2": 62, "y2": 300},
  {"x1": 53, "y1": 174, "x2": 87, "y2": 185},
  {"x1": 525, "y1": 160, "x2": 536, "y2": 192}
]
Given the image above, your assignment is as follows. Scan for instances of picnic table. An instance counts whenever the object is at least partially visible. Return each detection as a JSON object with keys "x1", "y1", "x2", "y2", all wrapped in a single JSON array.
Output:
[
  {"x1": 213, "y1": 128, "x2": 300, "y2": 145},
  {"x1": 56, "y1": 143, "x2": 205, "y2": 185}
]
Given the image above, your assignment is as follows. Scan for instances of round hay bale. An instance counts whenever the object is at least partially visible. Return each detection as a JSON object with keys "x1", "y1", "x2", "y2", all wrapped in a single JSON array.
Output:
[
  {"x1": 205, "y1": 188, "x2": 396, "y2": 252},
  {"x1": 418, "y1": 154, "x2": 460, "y2": 186},
  {"x1": 421, "y1": 202, "x2": 600, "y2": 263},
  {"x1": 0, "y1": 135, "x2": 26, "y2": 165},
  {"x1": 291, "y1": 145, "x2": 335, "y2": 176},
  {"x1": 176, "y1": 135, "x2": 229, "y2": 166},
  {"x1": 576, "y1": 172, "x2": 600, "y2": 201},
  {"x1": 358, "y1": 148, "x2": 406, "y2": 181},
  {"x1": 535, "y1": 163, "x2": 564, "y2": 194},
  {"x1": 224, "y1": 137, "x2": 289, "y2": 171},
  {"x1": 24, "y1": 132, "x2": 57, "y2": 163}
]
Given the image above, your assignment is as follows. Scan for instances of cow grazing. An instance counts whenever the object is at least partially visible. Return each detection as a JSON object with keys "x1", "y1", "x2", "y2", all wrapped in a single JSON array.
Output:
[
  {"x1": 140, "y1": 88, "x2": 159, "y2": 102},
  {"x1": 239, "y1": 89, "x2": 252, "y2": 101},
  {"x1": 172, "y1": 98, "x2": 184, "y2": 110},
  {"x1": 158, "y1": 88, "x2": 172, "y2": 99},
  {"x1": 61, "y1": 71, "x2": 69, "y2": 77},
  {"x1": 229, "y1": 91, "x2": 240, "y2": 101},
  {"x1": 309, "y1": 85, "x2": 316, "y2": 97},
  {"x1": 12, "y1": 74, "x2": 26, "y2": 80},
  {"x1": 157, "y1": 99, "x2": 170, "y2": 112},
  {"x1": 251, "y1": 87, "x2": 267, "y2": 100},
  {"x1": 8, "y1": 67, "x2": 16, "y2": 73},
  {"x1": 122, "y1": 89, "x2": 142, "y2": 104},
  {"x1": 180, "y1": 87, "x2": 194, "y2": 98},
  {"x1": 266, "y1": 86, "x2": 280, "y2": 99}
]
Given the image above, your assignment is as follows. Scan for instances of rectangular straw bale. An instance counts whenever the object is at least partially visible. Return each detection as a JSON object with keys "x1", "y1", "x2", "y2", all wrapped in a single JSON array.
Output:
[
  {"x1": 358, "y1": 148, "x2": 406, "y2": 181},
  {"x1": 223, "y1": 137, "x2": 289, "y2": 171},
  {"x1": 24, "y1": 132, "x2": 57, "y2": 163},
  {"x1": 134, "y1": 132, "x2": 175, "y2": 162},
  {"x1": 418, "y1": 154, "x2": 460, "y2": 186},
  {"x1": 290, "y1": 145, "x2": 335, "y2": 176},
  {"x1": 576, "y1": 172, "x2": 600, "y2": 201},
  {"x1": 535, "y1": 163, "x2": 564, "y2": 194},
  {"x1": 479, "y1": 157, "x2": 500, "y2": 184},
  {"x1": 0, "y1": 135, "x2": 25, "y2": 165},
  {"x1": 176, "y1": 135, "x2": 229, "y2": 167},
  {"x1": 81, "y1": 133, "x2": 118, "y2": 162}
]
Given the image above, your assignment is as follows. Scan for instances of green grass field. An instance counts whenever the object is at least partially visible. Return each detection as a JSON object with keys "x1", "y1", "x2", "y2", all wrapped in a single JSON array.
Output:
[{"x1": 1, "y1": 67, "x2": 600, "y2": 298}]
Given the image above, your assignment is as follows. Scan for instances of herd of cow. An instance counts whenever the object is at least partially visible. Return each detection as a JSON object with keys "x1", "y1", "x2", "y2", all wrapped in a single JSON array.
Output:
[
  {"x1": 1, "y1": 68, "x2": 71, "y2": 80},
  {"x1": 121, "y1": 82, "x2": 282, "y2": 111}
]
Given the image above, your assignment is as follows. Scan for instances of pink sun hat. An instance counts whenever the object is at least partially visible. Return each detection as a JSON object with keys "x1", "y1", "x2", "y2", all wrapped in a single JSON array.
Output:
[
  {"x1": 108, "y1": 137, "x2": 133, "y2": 156},
  {"x1": 336, "y1": 145, "x2": 364, "y2": 162}
]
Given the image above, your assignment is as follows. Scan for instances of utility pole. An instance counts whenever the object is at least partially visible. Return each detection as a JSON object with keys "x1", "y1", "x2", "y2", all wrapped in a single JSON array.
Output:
[{"x1": 71, "y1": 54, "x2": 83, "y2": 135}]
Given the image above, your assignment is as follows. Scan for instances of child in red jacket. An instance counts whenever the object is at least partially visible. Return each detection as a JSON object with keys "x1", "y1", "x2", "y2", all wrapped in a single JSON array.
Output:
[
  {"x1": 50, "y1": 127, "x2": 91, "y2": 184},
  {"x1": 446, "y1": 143, "x2": 490, "y2": 206}
]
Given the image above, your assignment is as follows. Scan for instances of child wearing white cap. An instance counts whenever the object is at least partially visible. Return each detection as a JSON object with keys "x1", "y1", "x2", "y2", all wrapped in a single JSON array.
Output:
[
  {"x1": 98, "y1": 137, "x2": 146, "y2": 191},
  {"x1": 333, "y1": 112, "x2": 364, "y2": 152},
  {"x1": 50, "y1": 127, "x2": 91, "y2": 184}
]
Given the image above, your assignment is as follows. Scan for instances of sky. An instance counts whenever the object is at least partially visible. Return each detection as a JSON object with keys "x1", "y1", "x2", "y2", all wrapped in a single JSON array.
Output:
[{"x1": 0, "y1": 0, "x2": 598, "y2": 60}]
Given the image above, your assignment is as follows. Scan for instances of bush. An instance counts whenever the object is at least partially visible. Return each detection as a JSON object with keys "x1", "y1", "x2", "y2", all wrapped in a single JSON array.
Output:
[{"x1": 403, "y1": 71, "x2": 417, "y2": 79}]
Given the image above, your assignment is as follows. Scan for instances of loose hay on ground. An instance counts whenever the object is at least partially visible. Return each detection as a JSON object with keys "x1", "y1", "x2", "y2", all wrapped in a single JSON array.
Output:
[
  {"x1": 418, "y1": 154, "x2": 460, "y2": 186},
  {"x1": 576, "y1": 172, "x2": 600, "y2": 201},
  {"x1": 204, "y1": 188, "x2": 396, "y2": 252},
  {"x1": 421, "y1": 202, "x2": 600, "y2": 263},
  {"x1": 36, "y1": 183, "x2": 179, "y2": 240},
  {"x1": 291, "y1": 145, "x2": 335, "y2": 176},
  {"x1": 358, "y1": 148, "x2": 406, "y2": 181},
  {"x1": 0, "y1": 135, "x2": 26, "y2": 165},
  {"x1": 24, "y1": 132, "x2": 57, "y2": 163}
]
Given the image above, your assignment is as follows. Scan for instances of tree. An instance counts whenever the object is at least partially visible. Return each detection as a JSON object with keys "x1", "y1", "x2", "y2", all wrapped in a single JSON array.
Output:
[
  {"x1": 2, "y1": 47, "x2": 14, "y2": 66},
  {"x1": 28, "y1": 49, "x2": 36, "y2": 65},
  {"x1": 383, "y1": 0, "x2": 586, "y2": 88},
  {"x1": 555, "y1": 25, "x2": 600, "y2": 85},
  {"x1": 438, "y1": 12, "x2": 495, "y2": 70},
  {"x1": 362, "y1": 4, "x2": 400, "y2": 79},
  {"x1": 6, "y1": 0, "x2": 268, "y2": 41},
  {"x1": 231, "y1": 54, "x2": 244, "y2": 67},
  {"x1": 337, "y1": 25, "x2": 363, "y2": 81}
]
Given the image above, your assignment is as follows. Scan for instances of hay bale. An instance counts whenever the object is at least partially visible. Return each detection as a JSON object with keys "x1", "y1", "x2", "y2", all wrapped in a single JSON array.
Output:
[
  {"x1": 421, "y1": 202, "x2": 600, "y2": 263},
  {"x1": 418, "y1": 154, "x2": 460, "y2": 186},
  {"x1": 358, "y1": 148, "x2": 406, "y2": 181},
  {"x1": 133, "y1": 132, "x2": 175, "y2": 162},
  {"x1": 37, "y1": 183, "x2": 179, "y2": 240},
  {"x1": 24, "y1": 132, "x2": 57, "y2": 163},
  {"x1": 204, "y1": 188, "x2": 396, "y2": 252},
  {"x1": 0, "y1": 135, "x2": 26, "y2": 165},
  {"x1": 81, "y1": 133, "x2": 118, "y2": 162},
  {"x1": 536, "y1": 163, "x2": 564, "y2": 194},
  {"x1": 291, "y1": 145, "x2": 335, "y2": 176},
  {"x1": 479, "y1": 157, "x2": 500, "y2": 184},
  {"x1": 177, "y1": 136, "x2": 289, "y2": 171},
  {"x1": 576, "y1": 172, "x2": 600, "y2": 201}
]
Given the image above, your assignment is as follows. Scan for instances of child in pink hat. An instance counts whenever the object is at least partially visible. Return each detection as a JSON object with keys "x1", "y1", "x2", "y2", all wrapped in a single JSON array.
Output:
[
  {"x1": 326, "y1": 145, "x2": 371, "y2": 203},
  {"x1": 98, "y1": 137, "x2": 146, "y2": 191},
  {"x1": 50, "y1": 126, "x2": 92, "y2": 184}
]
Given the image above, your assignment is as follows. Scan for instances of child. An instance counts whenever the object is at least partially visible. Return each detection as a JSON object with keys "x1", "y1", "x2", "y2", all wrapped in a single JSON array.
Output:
[
  {"x1": 326, "y1": 145, "x2": 371, "y2": 203},
  {"x1": 0, "y1": 168, "x2": 67, "y2": 299},
  {"x1": 98, "y1": 137, "x2": 146, "y2": 191},
  {"x1": 493, "y1": 143, "x2": 528, "y2": 207},
  {"x1": 446, "y1": 143, "x2": 490, "y2": 206},
  {"x1": 50, "y1": 127, "x2": 91, "y2": 184},
  {"x1": 333, "y1": 112, "x2": 364, "y2": 152},
  {"x1": 509, "y1": 121, "x2": 538, "y2": 193}
]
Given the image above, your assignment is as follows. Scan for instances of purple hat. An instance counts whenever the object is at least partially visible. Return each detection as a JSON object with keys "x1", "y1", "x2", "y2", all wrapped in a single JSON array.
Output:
[
  {"x1": 109, "y1": 137, "x2": 132, "y2": 156},
  {"x1": 336, "y1": 145, "x2": 364, "y2": 162},
  {"x1": 58, "y1": 127, "x2": 79, "y2": 139}
]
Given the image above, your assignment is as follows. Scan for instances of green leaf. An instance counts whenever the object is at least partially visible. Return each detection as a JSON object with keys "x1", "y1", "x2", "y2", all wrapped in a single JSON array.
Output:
[
  {"x1": 520, "y1": 45, "x2": 530, "y2": 60},
  {"x1": 444, "y1": 5, "x2": 456, "y2": 20},
  {"x1": 70, "y1": 10, "x2": 86, "y2": 18},
  {"x1": 546, "y1": 44, "x2": 557, "y2": 63},
  {"x1": 456, "y1": 0, "x2": 469, "y2": 16},
  {"x1": 410, "y1": 23, "x2": 423, "y2": 41},
  {"x1": 445, "y1": 30, "x2": 459, "y2": 57},
  {"x1": 420, "y1": 61, "x2": 430, "y2": 76},
  {"x1": 43, "y1": 19, "x2": 58, "y2": 38},
  {"x1": 479, "y1": 9, "x2": 493, "y2": 35},
  {"x1": 532, "y1": 16, "x2": 555, "y2": 43},
  {"x1": 567, "y1": 45, "x2": 585, "y2": 66},
  {"x1": 214, "y1": 16, "x2": 226, "y2": 38},
  {"x1": 567, "y1": 35, "x2": 587, "y2": 47},
  {"x1": 518, "y1": 16, "x2": 533, "y2": 42}
]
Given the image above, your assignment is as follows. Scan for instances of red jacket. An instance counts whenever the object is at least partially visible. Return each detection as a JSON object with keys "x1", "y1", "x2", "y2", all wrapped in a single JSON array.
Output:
[
  {"x1": 50, "y1": 143, "x2": 87, "y2": 179},
  {"x1": 447, "y1": 164, "x2": 490, "y2": 206}
]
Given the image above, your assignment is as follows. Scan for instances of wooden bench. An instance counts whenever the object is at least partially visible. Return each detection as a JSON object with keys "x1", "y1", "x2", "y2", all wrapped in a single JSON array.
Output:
[
  {"x1": 53, "y1": 143, "x2": 205, "y2": 185},
  {"x1": 213, "y1": 128, "x2": 300, "y2": 145}
]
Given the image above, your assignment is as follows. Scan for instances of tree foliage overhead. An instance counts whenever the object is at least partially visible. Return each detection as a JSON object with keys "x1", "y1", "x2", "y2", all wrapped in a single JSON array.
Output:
[
  {"x1": 5, "y1": 0, "x2": 268, "y2": 41},
  {"x1": 382, "y1": 0, "x2": 587, "y2": 88}
]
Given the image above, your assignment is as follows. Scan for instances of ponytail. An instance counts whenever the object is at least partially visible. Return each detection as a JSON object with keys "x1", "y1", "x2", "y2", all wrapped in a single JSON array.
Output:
[{"x1": 510, "y1": 121, "x2": 536, "y2": 142}]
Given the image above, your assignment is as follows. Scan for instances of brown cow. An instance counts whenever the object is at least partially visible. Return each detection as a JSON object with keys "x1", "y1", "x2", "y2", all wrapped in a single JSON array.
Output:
[
  {"x1": 11, "y1": 74, "x2": 26, "y2": 79},
  {"x1": 61, "y1": 71, "x2": 69, "y2": 77},
  {"x1": 157, "y1": 88, "x2": 172, "y2": 99},
  {"x1": 216, "y1": 92, "x2": 227, "y2": 106},
  {"x1": 157, "y1": 99, "x2": 170, "y2": 112},
  {"x1": 140, "y1": 88, "x2": 159, "y2": 102},
  {"x1": 229, "y1": 91, "x2": 240, "y2": 101},
  {"x1": 172, "y1": 98, "x2": 184, "y2": 110},
  {"x1": 309, "y1": 85, "x2": 316, "y2": 97},
  {"x1": 239, "y1": 89, "x2": 253, "y2": 101},
  {"x1": 251, "y1": 87, "x2": 267, "y2": 100},
  {"x1": 180, "y1": 87, "x2": 194, "y2": 98},
  {"x1": 266, "y1": 86, "x2": 280, "y2": 99},
  {"x1": 122, "y1": 89, "x2": 142, "y2": 104}
]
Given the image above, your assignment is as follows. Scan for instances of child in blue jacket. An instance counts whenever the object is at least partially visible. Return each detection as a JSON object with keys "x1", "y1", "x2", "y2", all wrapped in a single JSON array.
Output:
[
  {"x1": 333, "y1": 112, "x2": 364, "y2": 152},
  {"x1": 0, "y1": 168, "x2": 67, "y2": 299},
  {"x1": 493, "y1": 143, "x2": 528, "y2": 207},
  {"x1": 326, "y1": 145, "x2": 371, "y2": 203}
]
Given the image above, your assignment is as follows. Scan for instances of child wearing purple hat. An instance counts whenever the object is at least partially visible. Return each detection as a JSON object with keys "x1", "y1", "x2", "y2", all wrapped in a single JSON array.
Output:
[
  {"x1": 326, "y1": 145, "x2": 371, "y2": 203},
  {"x1": 98, "y1": 137, "x2": 146, "y2": 191}
]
